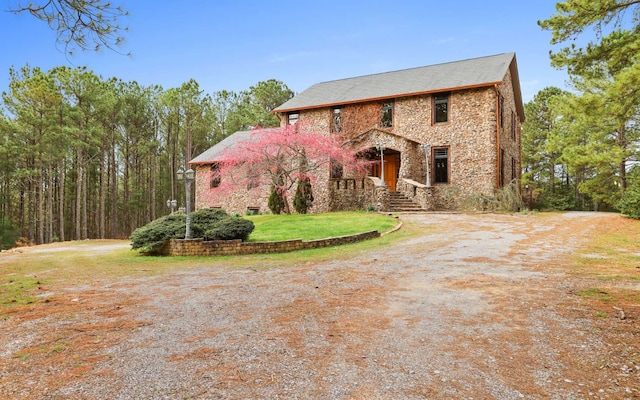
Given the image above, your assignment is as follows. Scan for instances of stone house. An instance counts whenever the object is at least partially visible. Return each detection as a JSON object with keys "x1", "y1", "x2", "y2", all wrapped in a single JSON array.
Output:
[{"x1": 191, "y1": 52, "x2": 524, "y2": 213}]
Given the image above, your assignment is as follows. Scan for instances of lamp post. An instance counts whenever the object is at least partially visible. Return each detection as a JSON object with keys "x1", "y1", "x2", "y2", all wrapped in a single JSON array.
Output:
[
  {"x1": 375, "y1": 141, "x2": 387, "y2": 186},
  {"x1": 166, "y1": 199, "x2": 177, "y2": 214},
  {"x1": 420, "y1": 144, "x2": 431, "y2": 187},
  {"x1": 177, "y1": 167, "x2": 195, "y2": 239}
]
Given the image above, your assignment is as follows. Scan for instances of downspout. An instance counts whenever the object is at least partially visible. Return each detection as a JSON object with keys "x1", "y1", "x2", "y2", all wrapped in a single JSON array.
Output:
[{"x1": 494, "y1": 84, "x2": 501, "y2": 189}]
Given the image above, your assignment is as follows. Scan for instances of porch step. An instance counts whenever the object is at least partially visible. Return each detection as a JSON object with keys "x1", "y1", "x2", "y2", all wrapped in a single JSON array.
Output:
[{"x1": 385, "y1": 191, "x2": 425, "y2": 212}]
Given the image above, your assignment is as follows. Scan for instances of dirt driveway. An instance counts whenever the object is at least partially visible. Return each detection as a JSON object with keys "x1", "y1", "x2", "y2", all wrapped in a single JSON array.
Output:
[{"x1": 1, "y1": 212, "x2": 638, "y2": 399}]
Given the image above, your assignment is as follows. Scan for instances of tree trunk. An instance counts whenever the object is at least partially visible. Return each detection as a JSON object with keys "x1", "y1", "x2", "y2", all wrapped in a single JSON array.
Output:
[
  {"x1": 82, "y1": 164, "x2": 88, "y2": 240},
  {"x1": 37, "y1": 156, "x2": 44, "y2": 244},
  {"x1": 99, "y1": 148, "x2": 106, "y2": 239},
  {"x1": 75, "y1": 151, "x2": 82, "y2": 240},
  {"x1": 123, "y1": 141, "x2": 130, "y2": 236},
  {"x1": 47, "y1": 163, "x2": 53, "y2": 243},
  {"x1": 58, "y1": 160, "x2": 65, "y2": 242},
  {"x1": 28, "y1": 178, "x2": 35, "y2": 243},
  {"x1": 111, "y1": 143, "x2": 118, "y2": 239},
  {"x1": 151, "y1": 152, "x2": 157, "y2": 221}
]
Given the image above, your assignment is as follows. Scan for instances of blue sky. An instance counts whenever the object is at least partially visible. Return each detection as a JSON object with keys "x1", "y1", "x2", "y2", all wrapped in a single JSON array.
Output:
[{"x1": 1, "y1": 1, "x2": 573, "y2": 103}]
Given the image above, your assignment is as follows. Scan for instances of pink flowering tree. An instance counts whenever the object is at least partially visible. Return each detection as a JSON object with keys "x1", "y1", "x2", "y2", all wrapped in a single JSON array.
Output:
[{"x1": 202, "y1": 124, "x2": 369, "y2": 213}]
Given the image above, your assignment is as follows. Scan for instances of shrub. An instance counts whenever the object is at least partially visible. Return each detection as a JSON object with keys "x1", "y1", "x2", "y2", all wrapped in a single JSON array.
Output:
[
  {"x1": 617, "y1": 185, "x2": 640, "y2": 219},
  {"x1": 0, "y1": 219, "x2": 18, "y2": 250},
  {"x1": 293, "y1": 177, "x2": 314, "y2": 214},
  {"x1": 191, "y1": 208, "x2": 229, "y2": 226},
  {"x1": 130, "y1": 214, "x2": 193, "y2": 254},
  {"x1": 268, "y1": 186, "x2": 286, "y2": 214},
  {"x1": 461, "y1": 180, "x2": 523, "y2": 212},
  {"x1": 205, "y1": 217, "x2": 255, "y2": 241},
  {"x1": 130, "y1": 208, "x2": 255, "y2": 254}
]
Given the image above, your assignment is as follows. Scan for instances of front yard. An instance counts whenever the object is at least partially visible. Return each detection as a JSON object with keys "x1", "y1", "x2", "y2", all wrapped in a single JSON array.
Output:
[{"x1": 0, "y1": 212, "x2": 638, "y2": 398}]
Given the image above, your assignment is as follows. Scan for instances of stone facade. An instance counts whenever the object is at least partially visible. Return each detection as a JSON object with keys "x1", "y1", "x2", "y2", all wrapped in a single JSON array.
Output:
[
  {"x1": 284, "y1": 85, "x2": 521, "y2": 211},
  {"x1": 192, "y1": 56, "x2": 523, "y2": 214},
  {"x1": 194, "y1": 164, "x2": 282, "y2": 214}
]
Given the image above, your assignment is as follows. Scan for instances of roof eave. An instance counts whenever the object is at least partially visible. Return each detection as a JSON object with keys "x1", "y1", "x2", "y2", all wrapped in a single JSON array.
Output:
[
  {"x1": 272, "y1": 81, "x2": 503, "y2": 114},
  {"x1": 189, "y1": 160, "x2": 216, "y2": 166},
  {"x1": 508, "y1": 55, "x2": 526, "y2": 122}
]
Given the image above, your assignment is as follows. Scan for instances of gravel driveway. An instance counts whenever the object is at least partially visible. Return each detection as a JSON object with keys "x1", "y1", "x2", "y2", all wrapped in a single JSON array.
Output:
[{"x1": 1, "y1": 212, "x2": 638, "y2": 399}]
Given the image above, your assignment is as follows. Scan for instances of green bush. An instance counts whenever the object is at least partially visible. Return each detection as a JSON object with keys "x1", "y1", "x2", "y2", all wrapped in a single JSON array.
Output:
[
  {"x1": 130, "y1": 214, "x2": 197, "y2": 254},
  {"x1": 0, "y1": 219, "x2": 18, "y2": 250},
  {"x1": 205, "y1": 217, "x2": 255, "y2": 241},
  {"x1": 268, "y1": 186, "x2": 286, "y2": 214},
  {"x1": 617, "y1": 186, "x2": 640, "y2": 219},
  {"x1": 130, "y1": 208, "x2": 256, "y2": 254},
  {"x1": 191, "y1": 207, "x2": 229, "y2": 226},
  {"x1": 293, "y1": 178, "x2": 314, "y2": 214}
]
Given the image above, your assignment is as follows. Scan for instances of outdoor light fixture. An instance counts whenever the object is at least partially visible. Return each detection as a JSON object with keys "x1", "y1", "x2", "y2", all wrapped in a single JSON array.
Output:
[
  {"x1": 375, "y1": 141, "x2": 387, "y2": 187},
  {"x1": 166, "y1": 199, "x2": 177, "y2": 214},
  {"x1": 177, "y1": 166, "x2": 195, "y2": 239},
  {"x1": 420, "y1": 144, "x2": 431, "y2": 187}
]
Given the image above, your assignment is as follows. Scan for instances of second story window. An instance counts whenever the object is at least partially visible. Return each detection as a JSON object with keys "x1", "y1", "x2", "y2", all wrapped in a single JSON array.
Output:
[
  {"x1": 381, "y1": 101, "x2": 394, "y2": 128},
  {"x1": 433, "y1": 93, "x2": 449, "y2": 124},
  {"x1": 332, "y1": 107, "x2": 343, "y2": 133},
  {"x1": 287, "y1": 112, "x2": 299, "y2": 125}
]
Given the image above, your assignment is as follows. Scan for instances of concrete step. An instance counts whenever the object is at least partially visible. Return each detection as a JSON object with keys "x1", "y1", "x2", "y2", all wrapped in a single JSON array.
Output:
[{"x1": 385, "y1": 191, "x2": 425, "y2": 212}]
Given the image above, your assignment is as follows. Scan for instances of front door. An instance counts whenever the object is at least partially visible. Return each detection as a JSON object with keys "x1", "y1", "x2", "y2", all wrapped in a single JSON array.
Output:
[
  {"x1": 383, "y1": 153, "x2": 399, "y2": 190},
  {"x1": 364, "y1": 147, "x2": 401, "y2": 190}
]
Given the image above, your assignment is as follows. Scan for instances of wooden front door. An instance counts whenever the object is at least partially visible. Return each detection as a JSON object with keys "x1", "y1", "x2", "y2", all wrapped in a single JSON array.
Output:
[{"x1": 383, "y1": 153, "x2": 399, "y2": 191}]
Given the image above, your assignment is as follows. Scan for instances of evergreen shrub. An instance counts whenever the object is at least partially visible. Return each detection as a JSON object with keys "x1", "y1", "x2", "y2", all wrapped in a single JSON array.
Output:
[
  {"x1": 0, "y1": 219, "x2": 18, "y2": 250},
  {"x1": 191, "y1": 207, "x2": 229, "y2": 226},
  {"x1": 617, "y1": 186, "x2": 640, "y2": 219},
  {"x1": 204, "y1": 217, "x2": 255, "y2": 241},
  {"x1": 293, "y1": 178, "x2": 314, "y2": 214},
  {"x1": 130, "y1": 208, "x2": 255, "y2": 254},
  {"x1": 130, "y1": 214, "x2": 197, "y2": 254},
  {"x1": 268, "y1": 186, "x2": 286, "y2": 214}
]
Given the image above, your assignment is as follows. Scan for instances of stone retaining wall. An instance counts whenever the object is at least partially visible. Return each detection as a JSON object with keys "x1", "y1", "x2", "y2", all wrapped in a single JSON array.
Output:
[{"x1": 161, "y1": 230, "x2": 381, "y2": 256}]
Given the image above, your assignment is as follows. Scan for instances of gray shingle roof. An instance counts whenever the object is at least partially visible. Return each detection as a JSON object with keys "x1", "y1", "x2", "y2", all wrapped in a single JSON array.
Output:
[
  {"x1": 189, "y1": 128, "x2": 278, "y2": 164},
  {"x1": 274, "y1": 53, "x2": 521, "y2": 116}
]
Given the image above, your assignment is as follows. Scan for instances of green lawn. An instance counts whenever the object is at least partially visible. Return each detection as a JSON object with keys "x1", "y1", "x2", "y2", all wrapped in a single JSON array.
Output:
[{"x1": 245, "y1": 211, "x2": 398, "y2": 242}]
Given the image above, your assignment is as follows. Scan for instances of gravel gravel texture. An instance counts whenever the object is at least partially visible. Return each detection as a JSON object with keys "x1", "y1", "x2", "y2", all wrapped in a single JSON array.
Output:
[{"x1": 1, "y1": 212, "x2": 638, "y2": 399}]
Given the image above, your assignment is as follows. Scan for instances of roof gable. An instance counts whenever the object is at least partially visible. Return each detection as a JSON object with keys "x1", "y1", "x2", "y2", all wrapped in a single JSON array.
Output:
[
  {"x1": 274, "y1": 53, "x2": 524, "y2": 120},
  {"x1": 189, "y1": 128, "x2": 279, "y2": 165}
]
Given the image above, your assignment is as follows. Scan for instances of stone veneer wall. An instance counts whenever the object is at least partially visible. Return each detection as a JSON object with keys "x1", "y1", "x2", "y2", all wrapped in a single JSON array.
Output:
[
  {"x1": 196, "y1": 74, "x2": 522, "y2": 213},
  {"x1": 161, "y1": 230, "x2": 381, "y2": 256},
  {"x1": 328, "y1": 177, "x2": 379, "y2": 211},
  {"x1": 296, "y1": 108, "x2": 333, "y2": 213},
  {"x1": 496, "y1": 68, "x2": 522, "y2": 185},
  {"x1": 193, "y1": 164, "x2": 273, "y2": 214},
  {"x1": 395, "y1": 87, "x2": 500, "y2": 207}
]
